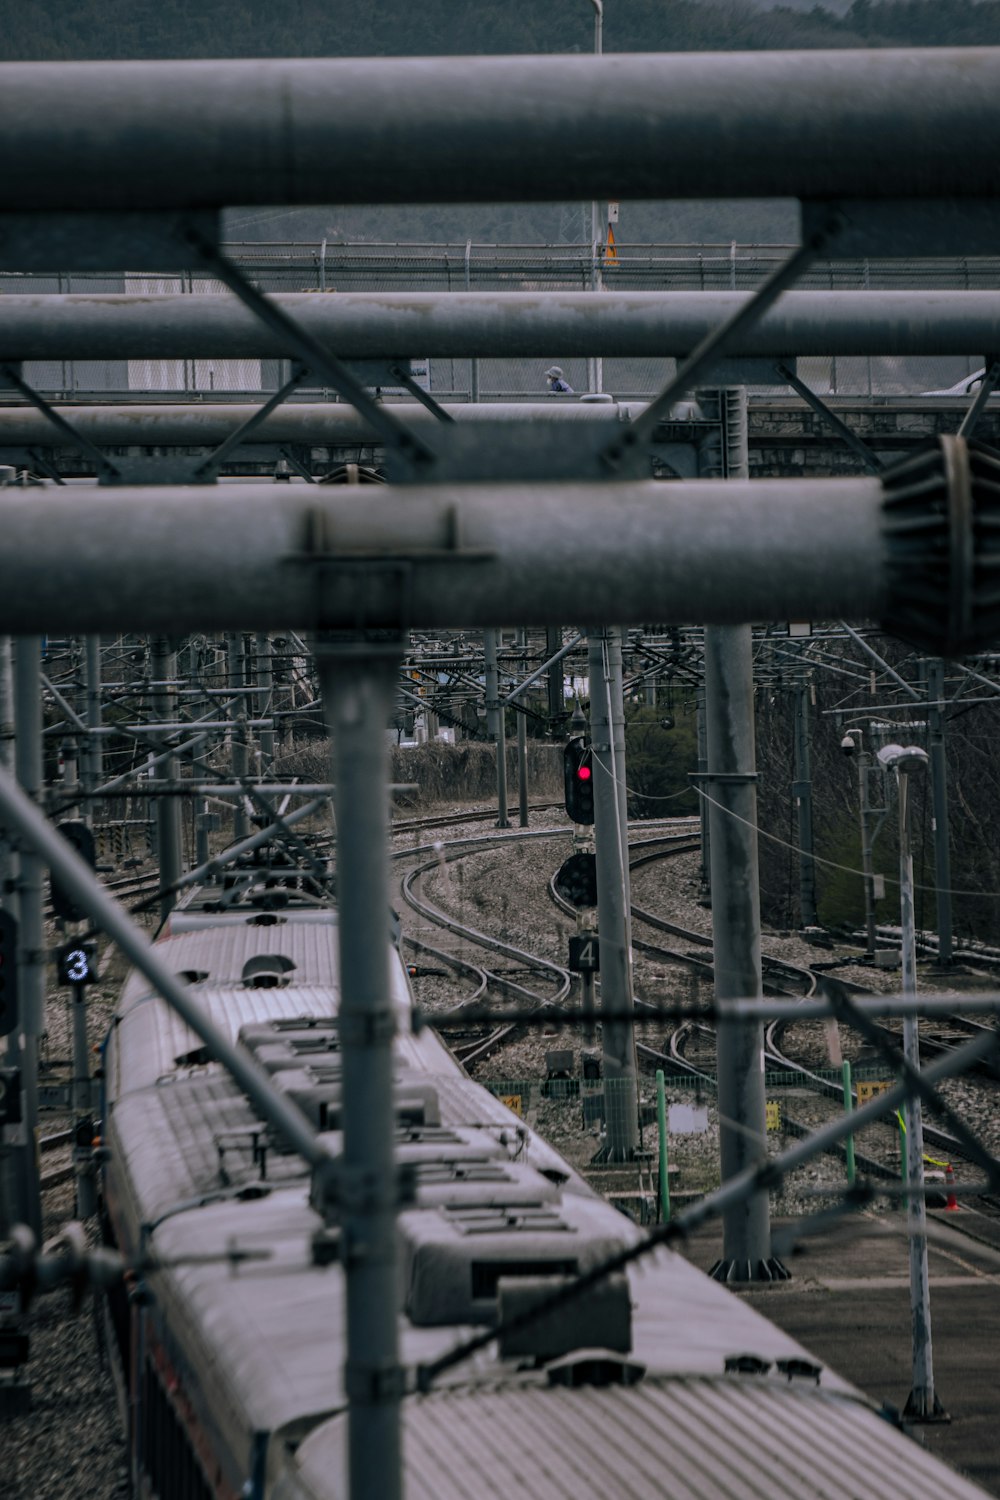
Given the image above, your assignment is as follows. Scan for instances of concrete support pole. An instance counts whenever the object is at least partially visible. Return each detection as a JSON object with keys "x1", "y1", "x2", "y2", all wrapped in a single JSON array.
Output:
[
  {"x1": 588, "y1": 626, "x2": 638, "y2": 1161},
  {"x1": 315, "y1": 638, "x2": 403, "y2": 1500},
  {"x1": 227, "y1": 631, "x2": 250, "y2": 840},
  {"x1": 150, "y1": 636, "x2": 183, "y2": 921},
  {"x1": 927, "y1": 659, "x2": 953, "y2": 965},
  {"x1": 256, "y1": 633, "x2": 275, "y2": 770},
  {"x1": 704, "y1": 624, "x2": 774, "y2": 1281},
  {"x1": 793, "y1": 681, "x2": 819, "y2": 928},
  {"x1": 483, "y1": 628, "x2": 509, "y2": 828},
  {"x1": 13, "y1": 637, "x2": 43, "y2": 1242}
]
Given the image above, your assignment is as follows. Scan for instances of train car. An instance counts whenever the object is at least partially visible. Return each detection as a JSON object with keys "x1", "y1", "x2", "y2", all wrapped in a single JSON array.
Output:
[{"x1": 97, "y1": 868, "x2": 990, "y2": 1500}]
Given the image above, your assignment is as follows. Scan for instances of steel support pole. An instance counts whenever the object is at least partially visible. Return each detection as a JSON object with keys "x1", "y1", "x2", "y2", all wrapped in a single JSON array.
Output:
[
  {"x1": 793, "y1": 682, "x2": 818, "y2": 928},
  {"x1": 696, "y1": 688, "x2": 710, "y2": 899},
  {"x1": 13, "y1": 637, "x2": 43, "y2": 1242},
  {"x1": 0, "y1": 638, "x2": 17, "y2": 925},
  {"x1": 703, "y1": 625, "x2": 774, "y2": 1282},
  {"x1": 0, "y1": 636, "x2": 16, "y2": 1239},
  {"x1": 927, "y1": 659, "x2": 954, "y2": 965},
  {"x1": 227, "y1": 632, "x2": 250, "y2": 841},
  {"x1": 897, "y1": 770, "x2": 945, "y2": 1421},
  {"x1": 84, "y1": 635, "x2": 103, "y2": 817},
  {"x1": 588, "y1": 627, "x2": 638, "y2": 1161},
  {"x1": 483, "y1": 629, "x2": 509, "y2": 828},
  {"x1": 150, "y1": 636, "x2": 183, "y2": 921},
  {"x1": 515, "y1": 629, "x2": 529, "y2": 829},
  {"x1": 256, "y1": 633, "x2": 275, "y2": 769},
  {"x1": 859, "y1": 756, "x2": 879, "y2": 956},
  {"x1": 315, "y1": 639, "x2": 403, "y2": 1500}
]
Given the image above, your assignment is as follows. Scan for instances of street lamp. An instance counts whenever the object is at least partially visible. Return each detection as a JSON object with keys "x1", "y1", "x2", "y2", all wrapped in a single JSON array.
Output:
[{"x1": 877, "y1": 742, "x2": 946, "y2": 1422}]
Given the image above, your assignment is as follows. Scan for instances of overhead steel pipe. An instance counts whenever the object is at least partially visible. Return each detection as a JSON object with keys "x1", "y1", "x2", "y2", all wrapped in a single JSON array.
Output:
[
  {"x1": 3, "y1": 290, "x2": 1000, "y2": 360},
  {"x1": 0, "y1": 438, "x2": 991, "y2": 654},
  {"x1": 0, "y1": 401, "x2": 639, "y2": 449},
  {"x1": 1, "y1": 51, "x2": 1000, "y2": 208},
  {"x1": 0, "y1": 476, "x2": 886, "y2": 634}
]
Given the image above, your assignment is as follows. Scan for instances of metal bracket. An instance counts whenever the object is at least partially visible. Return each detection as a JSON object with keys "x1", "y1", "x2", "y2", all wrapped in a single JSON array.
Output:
[
  {"x1": 958, "y1": 355, "x2": 1000, "y2": 442},
  {"x1": 344, "y1": 1359, "x2": 409, "y2": 1403},
  {"x1": 689, "y1": 771, "x2": 759, "y2": 785},
  {"x1": 191, "y1": 363, "x2": 312, "y2": 479}
]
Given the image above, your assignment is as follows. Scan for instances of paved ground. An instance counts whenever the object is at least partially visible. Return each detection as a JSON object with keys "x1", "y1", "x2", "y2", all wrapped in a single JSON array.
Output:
[{"x1": 679, "y1": 1208, "x2": 1000, "y2": 1497}]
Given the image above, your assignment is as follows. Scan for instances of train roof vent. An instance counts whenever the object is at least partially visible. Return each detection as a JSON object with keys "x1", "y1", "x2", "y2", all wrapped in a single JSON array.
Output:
[
  {"x1": 499, "y1": 1273, "x2": 633, "y2": 1364},
  {"x1": 177, "y1": 969, "x2": 210, "y2": 984},
  {"x1": 401, "y1": 1194, "x2": 627, "y2": 1326},
  {"x1": 246, "y1": 912, "x2": 287, "y2": 927},
  {"x1": 241, "y1": 954, "x2": 296, "y2": 989}
]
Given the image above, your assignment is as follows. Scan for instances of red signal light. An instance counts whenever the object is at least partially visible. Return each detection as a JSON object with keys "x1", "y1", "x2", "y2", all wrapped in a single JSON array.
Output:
[{"x1": 577, "y1": 765, "x2": 592, "y2": 781}]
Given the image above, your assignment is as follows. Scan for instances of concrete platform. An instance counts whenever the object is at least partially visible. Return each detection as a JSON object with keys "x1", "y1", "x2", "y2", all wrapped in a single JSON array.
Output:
[{"x1": 679, "y1": 1209, "x2": 1000, "y2": 1497}]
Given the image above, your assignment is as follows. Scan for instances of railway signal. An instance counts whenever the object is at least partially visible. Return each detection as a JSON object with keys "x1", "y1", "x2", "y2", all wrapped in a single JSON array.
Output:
[
  {"x1": 0, "y1": 908, "x2": 18, "y2": 1037},
  {"x1": 563, "y1": 738, "x2": 595, "y2": 824},
  {"x1": 554, "y1": 851, "x2": 598, "y2": 909},
  {"x1": 50, "y1": 821, "x2": 96, "y2": 922}
]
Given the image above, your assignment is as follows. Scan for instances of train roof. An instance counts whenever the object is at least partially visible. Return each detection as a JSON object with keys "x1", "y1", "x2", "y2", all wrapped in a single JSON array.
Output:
[{"x1": 282, "y1": 1372, "x2": 987, "y2": 1500}]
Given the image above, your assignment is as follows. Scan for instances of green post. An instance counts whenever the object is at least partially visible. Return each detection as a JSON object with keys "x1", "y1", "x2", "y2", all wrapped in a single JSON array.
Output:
[
  {"x1": 656, "y1": 1069, "x2": 670, "y2": 1224},
  {"x1": 898, "y1": 1110, "x2": 908, "y2": 1206},
  {"x1": 842, "y1": 1060, "x2": 856, "y2": 1188}
]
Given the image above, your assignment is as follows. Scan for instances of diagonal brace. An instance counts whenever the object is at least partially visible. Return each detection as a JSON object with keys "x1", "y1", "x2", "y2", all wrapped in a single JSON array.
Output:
[
  {"x1": 775, "y1": 361, "x2": 884, "y2": 475},
  {"x1": 822, "y1": 976, "x2": 1000, "y2": 1188},
  {"x1": 0, "y1": 362, "x2": 119, "y2": 481},
  {"x1": 194, "y1": 362, "x2": 311, "y2": 477},
  {"x1": 387, "y1": 365, "x2": 455, "y2": 424},
  {"x1": 957, "y1": 355, "x2": 1000, "y2": 440},
  {"x1": 600, "y1": 209, "x2": 844, "y2": 471},
  {"x1": 183, "y1": 225, "x2": 436, "y2": 474}
]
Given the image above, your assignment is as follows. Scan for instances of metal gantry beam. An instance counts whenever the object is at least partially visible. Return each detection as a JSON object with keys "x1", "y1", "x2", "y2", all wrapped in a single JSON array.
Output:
[
  {"x1": 0, "y1": 477, "x2": 887, "y2": 634},
  {"x1": 1, "y1": 52, "x2": 1000, "y2": 209},
  {"x1": 5, "y1": 290, "x2": 1000, "y2": 359}
]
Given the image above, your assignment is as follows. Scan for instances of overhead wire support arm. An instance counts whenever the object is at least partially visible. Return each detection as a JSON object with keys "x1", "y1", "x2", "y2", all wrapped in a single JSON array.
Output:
[
  {"x1": 774, "y1": 360, "x2": 885, "y2": 475},
  {"x1": 387, "y1": 365, "x2": 455, "y2": 424},
  {"x1": 0, "y1": 362, "x2": 120, "y2": 482},
  {"x1": 599, "y1": 211, "x2": 844, "y2": 471},
  {"x1": 182, "y1": 225, "x2": 437, "y2": 475}
]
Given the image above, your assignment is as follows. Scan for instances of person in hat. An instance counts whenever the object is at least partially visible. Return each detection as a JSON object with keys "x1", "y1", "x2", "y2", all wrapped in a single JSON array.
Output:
[{"x1": 545, "y1": 365, "x2": 574, "y2": 394}]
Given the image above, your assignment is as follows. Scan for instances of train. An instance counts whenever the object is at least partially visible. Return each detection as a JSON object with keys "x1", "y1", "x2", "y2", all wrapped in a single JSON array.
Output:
[{"x1": 96, "y1": 859, "x2": 990, "y2": 1499}]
